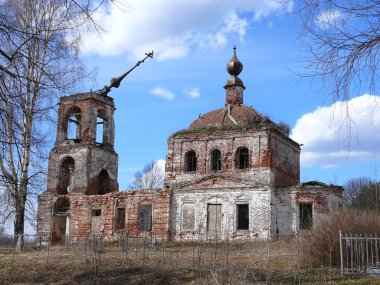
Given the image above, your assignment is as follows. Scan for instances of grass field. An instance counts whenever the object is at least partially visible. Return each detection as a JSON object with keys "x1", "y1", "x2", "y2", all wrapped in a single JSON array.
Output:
[{"x1": 0, "y1": 239, "x2": 379, "y2": 284}]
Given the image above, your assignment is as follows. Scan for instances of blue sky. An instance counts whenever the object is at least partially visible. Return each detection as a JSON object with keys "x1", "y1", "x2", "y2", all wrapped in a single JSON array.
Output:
[{"x1": 79, "y1": 0, "x2": 380, "y2": 189}]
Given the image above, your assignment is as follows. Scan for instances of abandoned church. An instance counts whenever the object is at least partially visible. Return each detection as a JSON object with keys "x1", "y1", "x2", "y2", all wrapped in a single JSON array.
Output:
[{"x1": 37, "y1": 48, "x2": 343, "y2": 243}]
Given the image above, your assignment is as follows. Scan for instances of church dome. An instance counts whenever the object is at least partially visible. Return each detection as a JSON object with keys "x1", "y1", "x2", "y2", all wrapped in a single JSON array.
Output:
[
  {"x1": 226, "y1": 45, "x2": 243, "y2": 76},
  {"x1": 185, "y1": 46, "x2": 274, "y2": 132},
  {"x1": 189, "y1": 104, "x2": 270, "y2": 130}
]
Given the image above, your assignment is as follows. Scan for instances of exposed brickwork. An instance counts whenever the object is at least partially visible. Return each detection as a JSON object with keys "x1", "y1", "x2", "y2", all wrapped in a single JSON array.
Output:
[
  {"x1": 37, "y1": 190, "x2": 171, "y2": 242},
  {"x1": 37, "y1": 48, "x2": 343, "y2": 243},
  {"x1": 165, "y1": 48, "x2": 342, "y2": 241},
  {"x1": 46, "y1": 92, "x2": 118, "y2": 196},
  {"x1": 165, "y1": 126, "x2": 299, "y2": 189}
]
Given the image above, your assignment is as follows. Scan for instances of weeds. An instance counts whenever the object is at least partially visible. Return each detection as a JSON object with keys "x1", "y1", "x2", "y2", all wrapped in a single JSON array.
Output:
[
  {"x1": 0, "y1": 238, "x2": 378, "y2": 284},
  {"x1": 300, "y1": 208, "x2": 380, "y2": 267}
]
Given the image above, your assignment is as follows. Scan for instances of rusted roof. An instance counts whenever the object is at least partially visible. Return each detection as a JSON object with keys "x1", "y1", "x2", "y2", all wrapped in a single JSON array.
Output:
[{"x1": 189, "y1": 104, "x2": 269, "y2": 130}]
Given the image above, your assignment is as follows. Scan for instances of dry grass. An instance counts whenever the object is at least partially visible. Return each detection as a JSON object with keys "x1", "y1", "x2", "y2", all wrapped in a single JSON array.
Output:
[
  {"x1": 300, "y1": 208, "x2": 380, "y2": 267},
  {"x1": 0, "y1": 239, "x2": 378, "y2": 284}
]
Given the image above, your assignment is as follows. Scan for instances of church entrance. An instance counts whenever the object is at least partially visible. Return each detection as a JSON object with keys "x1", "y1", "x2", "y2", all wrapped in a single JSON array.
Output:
[
  {"x1": 207, "y1": 204, "x2": 221, "y2": 239},
  {"x1": 52, "y1": 198, "x2": 70, "y2": 244}
]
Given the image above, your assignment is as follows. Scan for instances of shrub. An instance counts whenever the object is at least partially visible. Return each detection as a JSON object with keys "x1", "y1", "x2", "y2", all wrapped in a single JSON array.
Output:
[{"x1": 300, "y1": 208, "x2": 380, "y2": 267}]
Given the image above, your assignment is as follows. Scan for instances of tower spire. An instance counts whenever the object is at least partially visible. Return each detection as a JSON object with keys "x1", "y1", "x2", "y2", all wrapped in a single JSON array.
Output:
[{"x1": 224, "y1": 46, "x2": 245, "y2": 105}]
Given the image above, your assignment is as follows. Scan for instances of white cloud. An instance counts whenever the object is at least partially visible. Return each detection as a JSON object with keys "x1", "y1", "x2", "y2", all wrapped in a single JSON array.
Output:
[
  {"x1": 150, "y1": 87, "x2": 175, "y2": 100},
  {"x1": 80, "y1": 0, "x2": 292, "y2": 60},
  {"x1": 316, "y1": 10, "x2": 343, "y2": 29},
  {"x1": 183, "y1": 87, "x2": 200, "y2": 99},
  {"x1": 291, "y1": 94, "x2": 380, "y2": 168}
]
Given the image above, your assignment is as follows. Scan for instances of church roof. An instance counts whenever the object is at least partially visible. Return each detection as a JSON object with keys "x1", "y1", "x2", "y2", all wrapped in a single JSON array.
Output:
[
  {"x1": 172, "y1": 46, "x2": 293, "y2": 139},
  {"x1": 189, "y1": 104, "x2": 271, "y2": 130}
]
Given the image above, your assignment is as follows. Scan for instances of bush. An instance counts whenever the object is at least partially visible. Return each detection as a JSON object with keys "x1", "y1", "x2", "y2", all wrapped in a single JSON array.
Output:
[{"x1": 300, "y1": 208, "x2": 380, "y2": 267}]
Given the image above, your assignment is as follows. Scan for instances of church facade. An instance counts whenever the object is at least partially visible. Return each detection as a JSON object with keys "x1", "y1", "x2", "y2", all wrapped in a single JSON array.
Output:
[{"x1": 37, "y1": 48, "x2": 343, "y2": 243}]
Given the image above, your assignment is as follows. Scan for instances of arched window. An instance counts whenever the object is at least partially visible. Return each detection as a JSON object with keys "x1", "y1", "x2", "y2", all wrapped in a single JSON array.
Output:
[
  {"x1": 236, "y1": 147, "x2": 249, "y2": 169},
  {"x1": 66, "y1": 107, "x2": 81, "y2": 141},
  {"x1": 58, "y1": 157, "x2": 75, "y2": 194},
  {"x1": 185, "y1": 150, "x2": 197, "y2": 172},
  {"x1": 98, "y1": 169, "x2": 110, "y2": 195},
  {"x1": 96, "y1": 110, "x2": 107, "y2": 145},
  {"x1": 55, "y1": 197, "x2": 70, "y2": 214},
  {"x1": 211, "y1": 149, "x2": 221, "y2": 171}
]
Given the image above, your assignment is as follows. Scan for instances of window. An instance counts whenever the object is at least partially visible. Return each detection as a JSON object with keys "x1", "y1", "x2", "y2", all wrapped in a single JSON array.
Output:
[
  {"x1": 92, "y1": 209, "x2": 101, "y2": 216},
  {"x1": 116, "y1": 208, "x2": 125, "y2": 230},
  {"x1": 58, "y1": 157, "x2": 75, "y2": 194},
  {"x1": 236, "y1": 147, "x2": 249, "y2": 169},
  {"x1": 96, "y1": 116, "x2": 104, "y2": 144},
  {"x1": 137, "y1": 204, "x2": 152, "y2": 231},
  {"x1": 185, "y1": 150, "x2": 197, "y2": 172},
  {"x1": 211, "y1": 149, "x2": 221, "y2": 171},
  {"x1": 299, "y1": 203, "x2": 313, "y2": 230},
  {"x1": 181, "y1": 203, "x2": 195, "y2": 231},
  {"x1": 66, "y1": 107, "x2": 81, "y2": 141},
  {"x1": 236, "y1": 204, "x2": 249, "y2": 230}
]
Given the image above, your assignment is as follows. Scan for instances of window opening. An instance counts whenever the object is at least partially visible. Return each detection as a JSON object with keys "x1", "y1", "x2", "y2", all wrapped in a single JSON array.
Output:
[
  {"x1": 185, "y1": 150, "x2": 197, "y2": 172},
  {"x1": 137, "y1": 204, "x2": 152, "y2": 231},
  {"x1": 236, "y1": 147, "x2": 249, "y2": 169},
  {"x1": 211, "y1": 149, "x2": 222, "y2": 171},
  {"x1": 92, "y1": 209, "x2": 101, "y2": 216},
  {"x1": 299, "y1": 203, "x2": 313, "y2": 230},
  {"x1": 98, "y1": 170, "x2": 110, "y2": 195},
  {"x1": 67, "y1": 108, "x2": 81, "y2": 141},
  {"x1": 58, "y1": 157, "x2": 74, "y2": 194},
  {"x1": 55, "y1": 198, "x2": 70, "y2": 214},
  {"x1": 116, "y1": 208, "x2": 126, "y2": 230},
  {"x1": 96, "y1": 116, "x2": 104, "y2": 144},
  {"x1": 236, "y1": 204, "x2": 249, "y2": 230}
]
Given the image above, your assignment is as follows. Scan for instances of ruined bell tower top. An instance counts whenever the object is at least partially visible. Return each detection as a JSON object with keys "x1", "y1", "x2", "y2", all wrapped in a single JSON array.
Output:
[{"x1": 224, "y1": 46, "x2": 246, "y2": 106}]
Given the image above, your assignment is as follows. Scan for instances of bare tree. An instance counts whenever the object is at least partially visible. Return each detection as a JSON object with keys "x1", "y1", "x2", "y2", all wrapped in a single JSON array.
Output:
[
  {"x1": 296, "y1": 1, "x2": 380, "y2": 102},
  {"x1": 0, "y1": 0, "x2": 112, "y2": 239},
  {"x1": 343, "y1": 177, "x2": 372, "y2": 207},
  {"x1": 130, "y1": 161, "x2": 165, "y2": 190}
]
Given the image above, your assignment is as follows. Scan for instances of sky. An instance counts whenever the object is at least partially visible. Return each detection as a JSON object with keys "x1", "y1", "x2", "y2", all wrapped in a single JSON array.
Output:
[{"x1": 78, "y1": 0, "x2": 380, "y2": 189}]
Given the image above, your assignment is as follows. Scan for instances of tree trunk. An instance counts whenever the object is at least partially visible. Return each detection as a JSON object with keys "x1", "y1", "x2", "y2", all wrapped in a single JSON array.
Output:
[{"x1": 14, "y1": 192, "x2": 26, "y2": 249}]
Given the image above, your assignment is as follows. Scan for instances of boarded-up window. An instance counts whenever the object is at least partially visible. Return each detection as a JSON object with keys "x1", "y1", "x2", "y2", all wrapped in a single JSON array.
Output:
[
  {"x1": 207, "y1": 204, "x2": 221, "y2": 239},
  {"x1": 236, "y1": 204, "x2": 249, "y2": 230},
  {"x1": 181, "y1": 203, "x2": 195, "y2": 231},
  {"x1": 116, "y1": 208, "x2": 125, "y2": 230},
  {"x1": 299, "y1": 203, "x2": 313, "y2": 230},
  {"x1": 138, "y1": 204, "x2": 152, "y2": 231}
]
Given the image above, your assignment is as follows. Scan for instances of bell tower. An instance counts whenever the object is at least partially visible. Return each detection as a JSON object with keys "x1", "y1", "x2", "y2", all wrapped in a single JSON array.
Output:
[{"x1": 46, "y1": 92, "x2": 118, "y2": 195}]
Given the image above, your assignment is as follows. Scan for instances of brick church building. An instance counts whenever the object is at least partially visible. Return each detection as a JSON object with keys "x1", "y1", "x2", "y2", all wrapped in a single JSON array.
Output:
[{"x1": 37, "y1": 48, "x2": 342, "y2": 243}]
